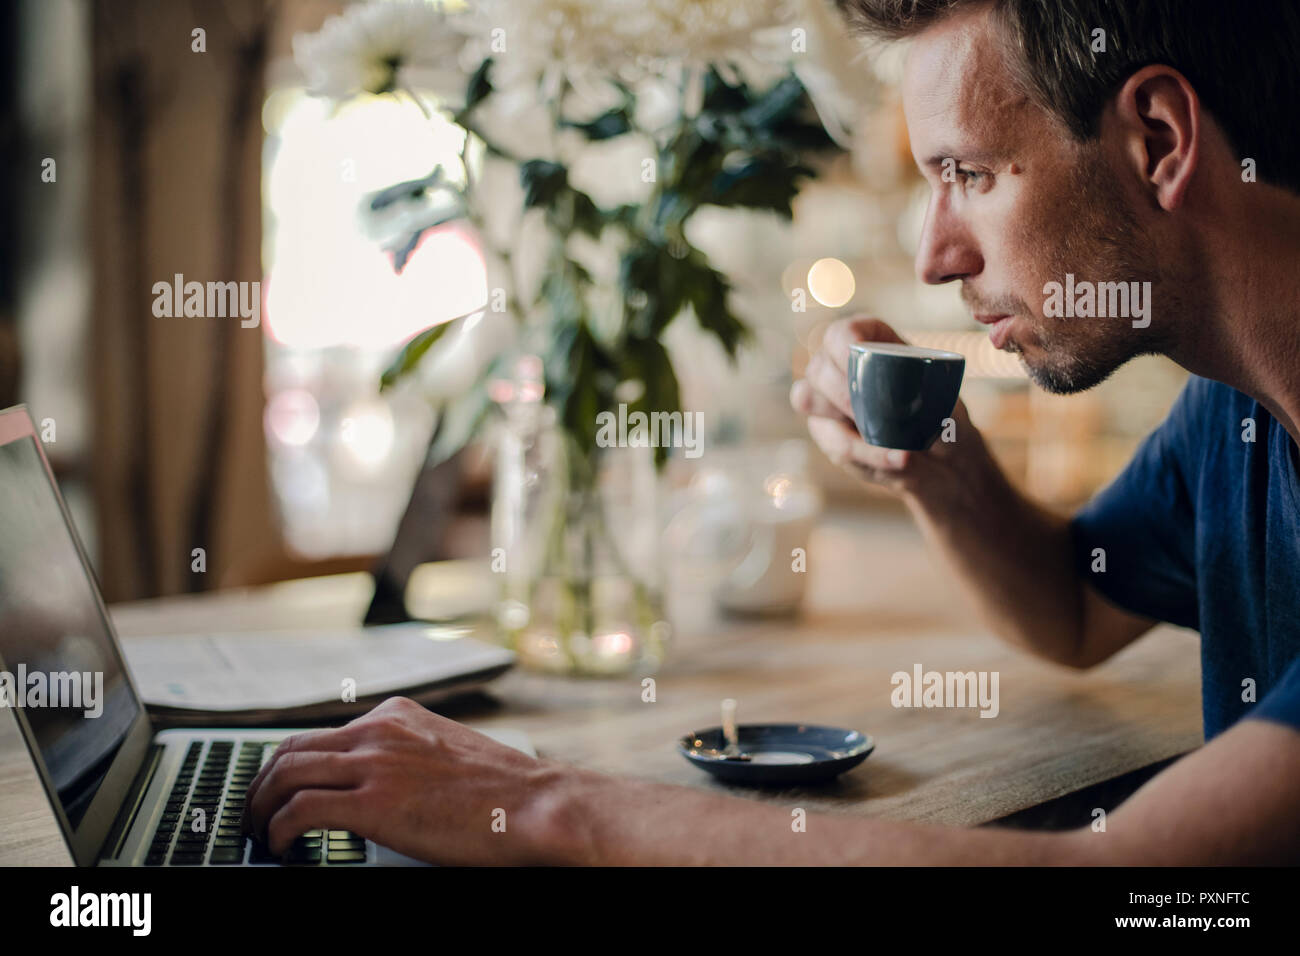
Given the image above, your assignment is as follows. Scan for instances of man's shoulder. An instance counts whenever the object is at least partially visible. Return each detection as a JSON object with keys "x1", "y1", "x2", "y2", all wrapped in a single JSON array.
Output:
[
  {"x1": 1248, "y1": 656, "x2": 1300, "y2": 735},
  {"x1": 1160, "y1": 375, "x2": 1256, "y2": 447}
]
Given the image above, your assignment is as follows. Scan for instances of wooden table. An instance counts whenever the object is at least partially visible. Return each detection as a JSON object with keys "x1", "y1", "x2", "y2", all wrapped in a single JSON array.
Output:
[{"x1": 0, "y1": 507, "x2": 1204, "y2": 865}]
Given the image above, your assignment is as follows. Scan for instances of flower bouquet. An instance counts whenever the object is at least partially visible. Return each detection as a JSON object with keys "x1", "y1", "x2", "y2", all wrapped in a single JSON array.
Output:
[{"x1": 294, "y1": 0, "x2": 861, "y2": 674}]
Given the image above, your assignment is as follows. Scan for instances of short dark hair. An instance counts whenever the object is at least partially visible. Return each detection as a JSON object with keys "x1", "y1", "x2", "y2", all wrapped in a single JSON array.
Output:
[{"x1": 837, "y1": 0, "x2": 1300, "y2": 193}]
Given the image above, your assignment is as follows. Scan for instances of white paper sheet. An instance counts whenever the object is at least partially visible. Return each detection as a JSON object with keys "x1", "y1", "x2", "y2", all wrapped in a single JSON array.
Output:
[{"x1": 120, "y1": 624, "x2": 514, "y2": 712}]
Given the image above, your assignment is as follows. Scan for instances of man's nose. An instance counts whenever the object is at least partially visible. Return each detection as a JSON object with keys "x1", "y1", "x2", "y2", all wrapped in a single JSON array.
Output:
[{"x1": 915, "y1": 198, "x2": 981, "y2": 285}]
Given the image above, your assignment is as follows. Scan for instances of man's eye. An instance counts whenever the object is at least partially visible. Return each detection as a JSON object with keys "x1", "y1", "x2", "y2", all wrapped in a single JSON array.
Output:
[{"x1": 957, "y1": 168, "x2": 992, "y2": 191}]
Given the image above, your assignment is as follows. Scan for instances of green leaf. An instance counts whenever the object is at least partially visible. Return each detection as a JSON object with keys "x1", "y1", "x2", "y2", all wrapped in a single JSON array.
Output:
[
  {"x1": 619, "y1": 240, "x2": 685, "y2": 339},
  {"x1": 520, "y1": 160, "x2": 608, "y2": 238},
  {"x1": 520, "y1": 160, "x2": 568, "y2": 209},
  {"x1": 701, "y1": 66, "x2": 750, "y2": 114},
  {"x1": 570, "y1": 190, "x2": 605, "y2": 238},
  {"x1": 706, "y1": 156, "x2": 813, "y2": 218},
  {"x1": 562, "y1": 106, "x2": 632, "y2": 140},
  {"x1": 683, "y1": 262, "x2": 749, "y2": 360},
  {"x1": 739, "y1": 73, "x2": 805, "y2": 131},
  {"x1": 621, "y1": 337, "x2": 682, "y2": 468},
  {"x1": 379, "y1": 320, "x2": 454, "y2": 391},
  {"x1": 661, "y1": 124, "x2": 724, "y2": 201},
  {"x1": 367, "y1": 167, "x2": 444, "y2": 212},
  {"x1": 618, "y1": 238, "x2": 751, "y2": 358},
  {"x1": 464, "y1": 58, "x2": 493, "y2": 114},
  {"x1": 767, "y1": 114, "x2": 839, "y2": 154},
  {"x1": 745, "y1": 73, "x2": 838, "y2": 154},
  {"x1": 546, "y1": 322, "x2": 615, "y2": 455},
  {"x1": 539, "y1": 255, "x2": 594, "y2": 327},
  {"x1": 608, "y1": 204, "x2": 641, "y2": 230},
  {"x1": 655, "y1": 70, "x2": 837, "y2": 226},
  {"x1": 540, "y1": 275, "x2": 581, "y2": 325}
]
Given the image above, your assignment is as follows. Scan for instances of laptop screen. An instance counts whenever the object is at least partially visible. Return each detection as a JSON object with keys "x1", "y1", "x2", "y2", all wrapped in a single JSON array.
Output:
[{"x1": 0, "y1": 435, "x2": 139, "y2": 828}]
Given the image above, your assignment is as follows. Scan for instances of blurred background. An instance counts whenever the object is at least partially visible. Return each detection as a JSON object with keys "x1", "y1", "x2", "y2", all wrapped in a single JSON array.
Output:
[{"x1": 0, "y1": 0, "x2": 1187, "y2": 607}]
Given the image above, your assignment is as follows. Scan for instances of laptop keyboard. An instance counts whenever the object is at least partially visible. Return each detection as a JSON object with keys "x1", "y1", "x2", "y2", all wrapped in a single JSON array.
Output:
[{"x1": 144, "y1": 740, "x2": 368, "y2": 866}]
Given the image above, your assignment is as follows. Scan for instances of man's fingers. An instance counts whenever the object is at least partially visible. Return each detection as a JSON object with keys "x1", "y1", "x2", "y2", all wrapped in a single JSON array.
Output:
[
  {"x1": 790, "y1": 377, "x2": 852, "y2": 422},
  {"x1": 243, "y1": 746, "x2": 360, "y2": 837},
  {"x1": 803, "y1": 352, "x2": 855, "y2": 420},
  {"x1": 265, "y1": 789, "x2": 367, "y2": 856},
  {"x1": 794, "y1": 317, "x2": 910, "y2": 423},
  {"x1": 243, "y1": 727, "x2": 360, "y2": 814},
  {"x1": 822, "y1": 316, "x2": 908, "y2": 370},
  {"x1": 806, "y1": 416, "x2": 911, "y2": 481}
]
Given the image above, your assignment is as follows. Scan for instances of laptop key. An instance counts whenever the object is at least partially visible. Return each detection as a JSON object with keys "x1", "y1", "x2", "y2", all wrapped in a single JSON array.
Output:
[
  {"x1": 209, "y1": 847, "x2": 244, "y2": 864},
  {"x1": 327, "y1": 850, "x2": 366, "y2": 864}
]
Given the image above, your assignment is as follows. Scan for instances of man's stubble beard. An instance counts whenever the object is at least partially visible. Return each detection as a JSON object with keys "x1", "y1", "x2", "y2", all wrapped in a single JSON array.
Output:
[{"x1": 1015, "y1": 152, "x2": 1176, "y2": 395}]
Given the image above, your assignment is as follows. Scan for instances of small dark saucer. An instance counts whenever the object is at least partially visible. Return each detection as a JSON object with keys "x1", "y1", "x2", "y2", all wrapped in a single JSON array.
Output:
[{"x1": 678, "y1": 723, "x2": 874, "y2": 786}]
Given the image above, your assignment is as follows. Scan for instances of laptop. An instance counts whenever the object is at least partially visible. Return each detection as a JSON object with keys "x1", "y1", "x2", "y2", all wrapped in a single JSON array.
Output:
[{"x1": 0, "y1": 405, "x2": 533, "y2": 866}]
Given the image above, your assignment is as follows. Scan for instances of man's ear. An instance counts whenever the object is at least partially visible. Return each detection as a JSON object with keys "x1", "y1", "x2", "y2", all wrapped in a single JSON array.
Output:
[{"x1": 1110, "y1": 65, "x2": 1200, "y2": 211}]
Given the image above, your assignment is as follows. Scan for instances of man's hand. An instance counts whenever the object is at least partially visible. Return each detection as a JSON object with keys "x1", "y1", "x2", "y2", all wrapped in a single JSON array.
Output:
[
  {"x1": 235, "y1": 695, "x2": 1300, "y2": 866},
  {"x1": 240, "y1": 697, "x2": 568, "y2": 865},
  {"x1": 790, "y1": 314, "x2": 1151, "y2": 667},
  {"x1": 790, "y1": 316, "x2": 976, "y2": 501}
]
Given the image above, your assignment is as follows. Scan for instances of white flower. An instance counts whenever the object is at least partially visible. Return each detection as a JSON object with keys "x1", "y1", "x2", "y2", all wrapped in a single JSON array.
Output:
[
  {"x1": 456, "y1": 0, "x2": 792, "y2": 87},
  {"x1": 455, "y1": 0, "x2": 870, "y2": 140},
  {"x1": 294, "y1": 0, "x2": 467, "y2": 105}
]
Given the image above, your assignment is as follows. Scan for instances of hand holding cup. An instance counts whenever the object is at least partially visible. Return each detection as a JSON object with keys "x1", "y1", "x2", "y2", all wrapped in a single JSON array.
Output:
[{"x1": 790, "y1": 316, "x2": 970, "y2": 496}]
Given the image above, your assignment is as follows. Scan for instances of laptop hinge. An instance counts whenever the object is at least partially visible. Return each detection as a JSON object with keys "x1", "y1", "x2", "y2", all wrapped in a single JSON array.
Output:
[{"x1": 100, "y1": 743, "x2": 164, "y2": 861}]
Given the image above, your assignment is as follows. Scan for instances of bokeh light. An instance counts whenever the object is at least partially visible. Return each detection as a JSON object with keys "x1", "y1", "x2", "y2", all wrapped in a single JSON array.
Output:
[{"x1": 807, "y1": 257, "x2": 856, "y2": 308}]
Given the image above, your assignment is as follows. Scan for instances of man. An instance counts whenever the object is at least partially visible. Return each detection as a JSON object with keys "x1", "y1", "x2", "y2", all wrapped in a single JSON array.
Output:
[{"x1": 243, "y1": 0, "x2": 1300, "y2": 864}]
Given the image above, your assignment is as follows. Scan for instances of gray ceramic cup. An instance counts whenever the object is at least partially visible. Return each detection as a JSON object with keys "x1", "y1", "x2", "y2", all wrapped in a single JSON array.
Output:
[{"x1": 846, "y1": 343, "x2": 965, "y2": 451}]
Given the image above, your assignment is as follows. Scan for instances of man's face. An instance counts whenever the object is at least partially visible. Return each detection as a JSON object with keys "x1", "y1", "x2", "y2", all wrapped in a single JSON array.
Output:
[{"x1": 902, "y1": 6, "x2": 1169, "y2": 393}]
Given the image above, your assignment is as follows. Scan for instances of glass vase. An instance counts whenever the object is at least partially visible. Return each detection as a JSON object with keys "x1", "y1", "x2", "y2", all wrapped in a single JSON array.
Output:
[{"x1": 491, "y1": 401, "x2": 670, "y2": 676}]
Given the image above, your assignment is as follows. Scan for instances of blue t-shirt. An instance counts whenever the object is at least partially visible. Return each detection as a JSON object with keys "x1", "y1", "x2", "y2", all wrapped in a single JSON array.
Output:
[{"x1": 1071, "y1": 375, "x2": 1300, "y2": 740}]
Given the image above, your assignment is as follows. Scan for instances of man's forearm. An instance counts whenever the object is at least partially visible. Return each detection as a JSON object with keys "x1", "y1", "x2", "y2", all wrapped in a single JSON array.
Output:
[
  {"x1": 901, "y1": 424, "x2": 1089, "y2": 665},
  {"x1": 527, "y1": 767, "x2": 1084, "y2": 865}
]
